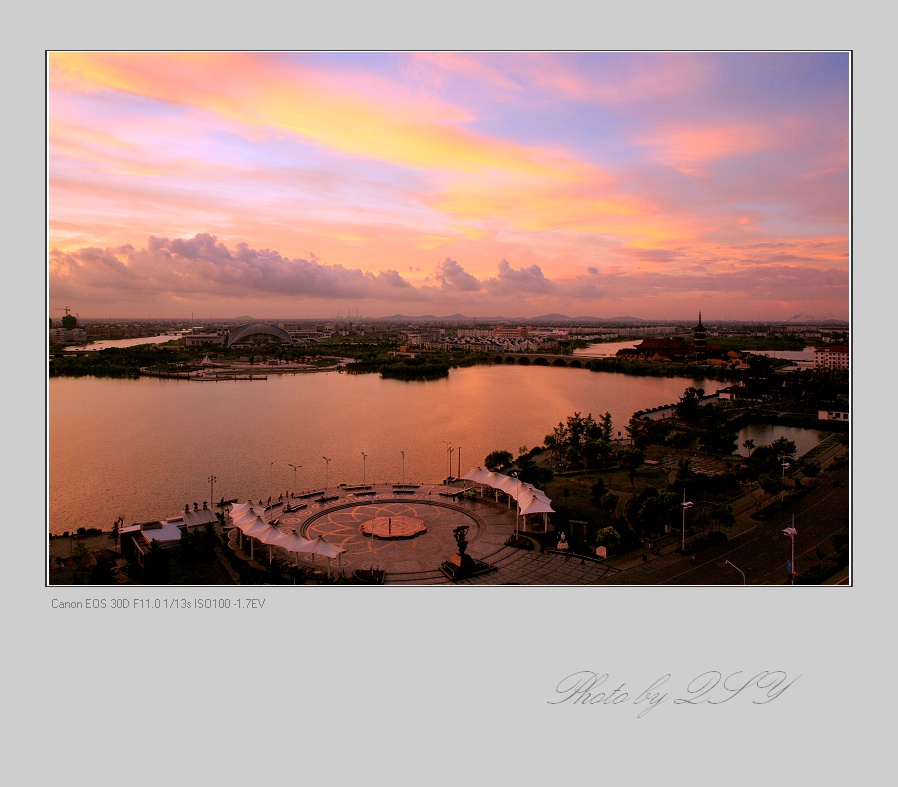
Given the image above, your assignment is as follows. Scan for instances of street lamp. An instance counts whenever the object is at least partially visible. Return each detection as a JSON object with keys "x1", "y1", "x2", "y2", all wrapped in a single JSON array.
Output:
[
  {"x1": 400, "y1": 450, "x2": 405, "y2": 485},
  {"x1": 681, "y1": 489, "x2": 693, "y2": 551},
  {"x1": 783, "y1": 519, "x2": 797, "y2": 585},
  {"x1": 723, "y1": 559, "x2": 746, "y2": 584},
  {"x1": 442, "y1": 441, "x2": 454, "y2": 491},
  {"x1": 287, "y1": 463, "x2": 301, "y2": 494},
  {"x1": 322, "y1": 456, "x2": 331, "y2": 491},
  {"x1": 269, "y1": 460, "x2": 277, "y2": 499},
  {"x1": 780, "y1": 454, "x2": 791, "y2": 501},
  {"x1": 361, "y1": 452, "x2": 368, "y2": 486},
  {"x1": 208, "y1": 474, "x2": 216, "y2": 504}
]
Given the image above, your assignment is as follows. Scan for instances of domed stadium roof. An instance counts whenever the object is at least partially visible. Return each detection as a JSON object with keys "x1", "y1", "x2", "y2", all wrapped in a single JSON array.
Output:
[{"x1": 227, "y1": 323, "x2": 294, "y2": 347}]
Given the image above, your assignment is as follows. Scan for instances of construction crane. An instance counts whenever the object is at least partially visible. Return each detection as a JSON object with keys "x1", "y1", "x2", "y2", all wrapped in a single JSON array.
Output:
[{"x1": 53, "y1": 307, "x2": 78, "y2": 328}]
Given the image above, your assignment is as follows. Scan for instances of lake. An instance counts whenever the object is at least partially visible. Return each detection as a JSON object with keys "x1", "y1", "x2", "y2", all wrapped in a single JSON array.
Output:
[{"x1": 48, "y1": 364, "x2": 825, "y2": 534}]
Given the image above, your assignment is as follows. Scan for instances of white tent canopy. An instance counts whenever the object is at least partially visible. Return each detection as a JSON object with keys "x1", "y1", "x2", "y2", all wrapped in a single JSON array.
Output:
[
  {"x1": 278, "y1": 532, "x2": 314, "y2": 553},
  {"x1": 299, "y1": 535, "x2": 345, "y2": 559},
  {"x1": 227, "y1": 504, "x2": 346, "y2": 569},
  {"x1": 230, "y1": 501, "x2": 268, "y2": 521},
  {"x1": 460, "y1": 467, "x2": 554, "y2": 532}
]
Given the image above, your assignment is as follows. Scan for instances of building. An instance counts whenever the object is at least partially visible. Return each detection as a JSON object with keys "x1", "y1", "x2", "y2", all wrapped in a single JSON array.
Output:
[
  {"x1": 818, "y1": 408, "x2": 849, "y2": 422},
  {"x1": 492, "y1": 326, "x2": 529, "y2": 340},
  {"x1": 119, "y1": 505, "x2": 218, "y2": 566},
  {"x1": 814, "y1": 345, "x2": 849, "y2": 371},
  {"x1": 227, "y1": 323, "x2": 294, "y2": 347},
  {"x1": 693, "y1": 312, "x2": 707, "y2": 359},
  {"x1": 49, "y1": 327, "x2": 87, "y2": 344},
  {"x1": 185, "y1": 332, "x2": 225, "y2": 347}
]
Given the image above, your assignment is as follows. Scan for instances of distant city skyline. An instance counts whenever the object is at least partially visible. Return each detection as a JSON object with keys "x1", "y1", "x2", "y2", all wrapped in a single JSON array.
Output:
[{"x1": 49, "y1": 51, "x2": 849, "y2": 321}]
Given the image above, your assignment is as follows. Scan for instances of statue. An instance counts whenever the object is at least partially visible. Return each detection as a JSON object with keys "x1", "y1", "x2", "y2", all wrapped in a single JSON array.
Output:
[
  {"x1": 441, "y1": 523, "x2": 493, "y2": 581},
  {"x1": 453, "y1": 525, "x2": 469, "y2": 554}
]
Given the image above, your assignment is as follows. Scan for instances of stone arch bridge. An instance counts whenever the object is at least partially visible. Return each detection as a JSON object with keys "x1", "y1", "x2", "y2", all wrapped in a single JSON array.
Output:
[{"x1": 492, "y1": 353, "x2": 588, "y2": 367}]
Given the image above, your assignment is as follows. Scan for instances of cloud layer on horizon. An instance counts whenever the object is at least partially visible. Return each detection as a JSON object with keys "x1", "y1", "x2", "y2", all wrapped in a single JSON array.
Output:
[{"x1": 50, "y1": 233, "x2": 848, "y2": 319}]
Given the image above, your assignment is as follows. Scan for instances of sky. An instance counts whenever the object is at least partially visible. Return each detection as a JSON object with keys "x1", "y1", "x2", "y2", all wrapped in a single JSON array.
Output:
[{"x1": 48, "y1": 51, "x2": 850, "y2": 321}]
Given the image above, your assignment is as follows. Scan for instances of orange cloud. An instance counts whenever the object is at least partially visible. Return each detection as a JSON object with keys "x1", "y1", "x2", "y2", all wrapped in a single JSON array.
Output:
[
  {"x1": 50, "y1": 52, "x2": 592, "y2": 182},
  {"x1": 639, "y1": 123, "x2": 774, "y2": 169}
]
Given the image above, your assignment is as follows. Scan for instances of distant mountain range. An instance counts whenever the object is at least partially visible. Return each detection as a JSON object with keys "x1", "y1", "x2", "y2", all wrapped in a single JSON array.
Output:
[
  {"x1": 143, "y1": 313, "x2": 847, "y2": 326},
  {"x1": 376, "y1": 313, "x2": 650, "y2": 324}
]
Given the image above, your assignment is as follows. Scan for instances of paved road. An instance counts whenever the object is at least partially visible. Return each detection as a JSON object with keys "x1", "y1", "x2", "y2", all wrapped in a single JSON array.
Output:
[{"x1": 601, "y1": 465, "x2": 849, "y2": 585}]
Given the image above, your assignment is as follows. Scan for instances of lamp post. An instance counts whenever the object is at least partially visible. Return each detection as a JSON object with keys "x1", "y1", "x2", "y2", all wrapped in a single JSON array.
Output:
[
  {"x1": 361, "y1": 452, "x2": 368, "y2": 486},
  {"x1": 724, "y1": 559, "x2": 746, "y2": 584},
  {"x1": 269, "y1": 460, "x2": 276, "y2": 499},
  {"x1": 322, "y1": 456, "x2": 331, "y2": 491},
  {"x1": 681, "y1": 489, "x2": 693, "y2": 551},
  {"x1": 442, "y1": 441, "x2": 453, "y2": 491},
  {"x1": 783, "y1": 519, "x2": 797, "y2": 585},
  {"x1": 780, "y1": 454, "x2": 791, "y2": 501},
  {"x1": 400, "y1": 450, "x2": 405, "y2": 485},
  {"x1": 287, "y1": 463, "x2": 301, "y2": 494},
  {"x1": 208, "y1": 474, "x2": 216, "y2": 504}
]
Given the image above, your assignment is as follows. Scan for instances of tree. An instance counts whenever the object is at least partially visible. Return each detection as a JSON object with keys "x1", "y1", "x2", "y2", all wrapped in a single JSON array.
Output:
[
  {"x1": 759, "y1": 473, "x2": 782, "y2": 497},
  {"x1": 617, "y1": 446, "x2": 645, "y2": 488},
  {"x1": 708, "y1": 503, "x2": 735, "y2": 532},
  {"x1": 746, "y1": 440, "x2": 797, "y2": 478},
  {"x1": 599, "y1": 412, "x2": 613, "y2": 443},
  {"x1": 742, "y1": 439, "x2": 755, "y2": 457},
  {"x1": 700, "y1": 426, "x2": 738, "y2": 456},
  {"x1": 515, "y1": 454, "x2": 553, "y2": 486},
  {"x1": 635, "y1": 488, "x2": 679, "y2": 535},
  {"x1": 143, "y1": 539, "x2": 168, "y2": 583},
  {"x1": 110, "y1": 517, "x2": 122, "y2": 551},
  {"x1": 676, "y1": 386, "x2": 705, "y2": 423},
  {"x1": 203, "y1": 520, "x2": 218, "y2": 549},
  {"x1": 583, "y1": 439, "x2": 613, "y2": 470},
  {"x1": 595, "y1": 526, "x2": 621, "y2": 551},
  {"x1": 485, "y1": 450, "x2": 514, "y2": 472},
  {"x1": 176, "y1": 528, "x2": 200, "y2": 571},
  {"x1": 600, "y1": 491, "x2": 619, "y2": 516},
  {"x1": 90, "y1": 553, "x2": 116, "y2": 584},
  {"x1": 71, "y1": 542, "x2": 93, "y2": 584},
  {"x1": 625, "y1": 414, "x2": 656, "y2": 450},
  {"x1": 553, "y1": 412, "x2": 602, "y2": 467},
  {"x1": 675, "y1": 459, "x2": 695, "y2": 487},
  {"x1": 771, "y1": 437, "x2": 797, "y2": 460}
]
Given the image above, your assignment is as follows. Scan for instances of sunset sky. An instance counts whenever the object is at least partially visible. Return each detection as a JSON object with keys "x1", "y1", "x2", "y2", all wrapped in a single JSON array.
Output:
[{"x1": 48, "y1": 51, "x2": 849, "y2": 321}]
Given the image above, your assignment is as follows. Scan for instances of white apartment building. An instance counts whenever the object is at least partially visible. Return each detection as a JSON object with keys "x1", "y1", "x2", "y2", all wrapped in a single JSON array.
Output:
[{"x1": 813, "y1": 345, "x2": 849, "y2": 371}]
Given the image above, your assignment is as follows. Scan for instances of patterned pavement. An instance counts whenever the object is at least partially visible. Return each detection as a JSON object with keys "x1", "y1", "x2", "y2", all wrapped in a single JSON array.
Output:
[
  {"x1": 260, "y1": 484, "x2": 618, "y2": 584},
  {"x1": 274, "y1": 487, "x2": 514, "y2": 576}
]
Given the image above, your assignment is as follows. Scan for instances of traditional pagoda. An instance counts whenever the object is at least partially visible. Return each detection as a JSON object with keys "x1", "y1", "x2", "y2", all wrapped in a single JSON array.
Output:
[{"x1": 693, "y1": 312, "x2": 707, "y2": 359}]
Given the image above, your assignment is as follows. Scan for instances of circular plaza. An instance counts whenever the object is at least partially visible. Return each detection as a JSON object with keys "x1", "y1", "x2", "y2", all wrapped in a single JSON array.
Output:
[
  {"x1": 226, "y1": 480, "x2": 622, "y2": 584},
  {"x1": 275, "y1": 489, "x2": 515, "y2": 575}
]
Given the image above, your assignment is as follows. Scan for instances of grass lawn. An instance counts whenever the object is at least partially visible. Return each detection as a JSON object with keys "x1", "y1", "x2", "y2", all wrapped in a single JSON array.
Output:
[{"x1": 544, "y1": 465, "x2": 670, "y2": 525}]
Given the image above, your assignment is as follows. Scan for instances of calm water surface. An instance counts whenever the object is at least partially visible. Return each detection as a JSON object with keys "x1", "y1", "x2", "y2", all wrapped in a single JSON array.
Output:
[
  {"x1": 64, "y1": 333, "x2": 184, "y2": 352},
  {"x1": 48, "y1": 365, "x2": 824, "y2": 533},
  {"x1": 572, "y1": 340, "x2": 640, "y2": 357}
]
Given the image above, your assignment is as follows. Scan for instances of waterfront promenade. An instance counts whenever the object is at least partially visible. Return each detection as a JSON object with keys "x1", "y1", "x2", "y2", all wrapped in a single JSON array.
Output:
[
  {"x1": 48, "y1": 436, "x2": 848, "y2": 586},
  {"x1": 221, "y1": 482, "x2": 617, "y2": 585}
]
